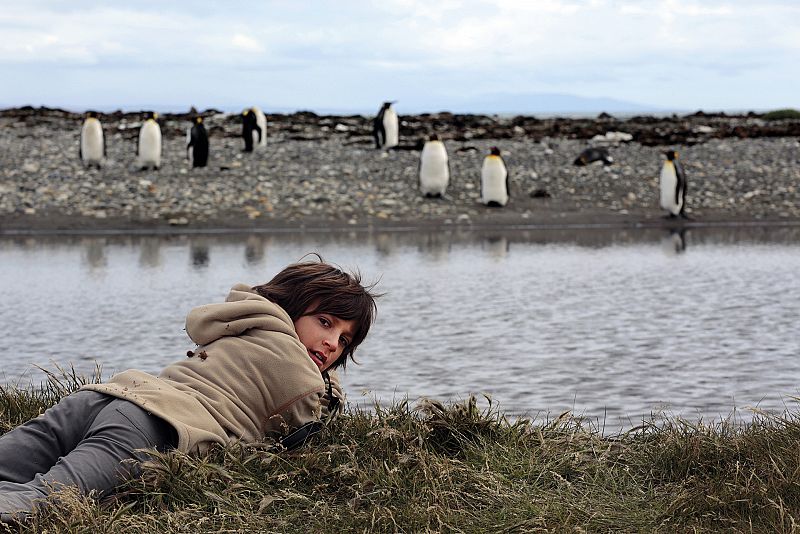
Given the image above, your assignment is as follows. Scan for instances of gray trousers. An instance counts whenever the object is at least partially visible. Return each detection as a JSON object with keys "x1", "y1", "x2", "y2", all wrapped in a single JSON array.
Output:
[{"x1": 0, "y1": 390, "x2": 175, "y2": 515}]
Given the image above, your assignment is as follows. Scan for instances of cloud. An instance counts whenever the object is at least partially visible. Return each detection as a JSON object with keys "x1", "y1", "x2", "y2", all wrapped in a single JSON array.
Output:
[
  {"x1": 231, "y1": 33, "x2": 264, "y2": 53},
  {"x1": 1, "y1": 0, "x2": 799, "y2": 110}
]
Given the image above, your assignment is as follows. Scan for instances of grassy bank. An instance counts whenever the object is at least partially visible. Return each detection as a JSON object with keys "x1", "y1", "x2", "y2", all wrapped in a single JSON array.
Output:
[{"x1": 2, "y1": 372, "x2": 800, "y2": 532}]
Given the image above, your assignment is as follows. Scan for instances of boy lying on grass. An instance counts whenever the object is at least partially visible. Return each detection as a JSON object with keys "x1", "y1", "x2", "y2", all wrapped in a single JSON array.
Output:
[{"x1": 0, "y1": 257, "x2": 378, "y2": 522}]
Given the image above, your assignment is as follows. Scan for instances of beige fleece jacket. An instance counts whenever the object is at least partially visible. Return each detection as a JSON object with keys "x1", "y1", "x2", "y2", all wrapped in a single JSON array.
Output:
[{"x1": 82, "y1": 284, "x2": 342, "y2": 454}]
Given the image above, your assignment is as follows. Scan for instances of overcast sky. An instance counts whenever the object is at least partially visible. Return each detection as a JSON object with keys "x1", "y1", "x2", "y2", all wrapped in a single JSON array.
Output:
[{"x1": 2, "y1": 0, "x2": 799, "y2": 114}]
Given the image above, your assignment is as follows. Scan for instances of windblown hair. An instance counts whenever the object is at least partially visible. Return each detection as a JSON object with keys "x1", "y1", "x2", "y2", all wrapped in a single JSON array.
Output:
[{"x1": 252, "y1": 256, "x2": 379, "y2": 370}]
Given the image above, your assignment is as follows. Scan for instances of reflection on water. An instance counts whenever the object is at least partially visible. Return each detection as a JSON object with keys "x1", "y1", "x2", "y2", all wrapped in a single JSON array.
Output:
[
  {"x1": 1, "y1": 225, "x2": 799, "y2": 431},
  {"x1": 244, "y1": 235, "x2": 266, "y2": 265},
  {"x1": 139, "y1": 238, "x2": 162, "y2": 268},
  {"x1": 190, "y1": 241, "x2": 210, "y2": 268},
  {"x1": 661, "y1": 229, "x2": 687, "y2": 255}
]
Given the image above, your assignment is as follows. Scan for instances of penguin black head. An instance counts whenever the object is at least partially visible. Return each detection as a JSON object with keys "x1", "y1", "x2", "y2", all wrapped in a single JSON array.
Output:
[
  {"x1": 380, "y1": 102, "x2": 393, "y2": 111},
  {"x1": 664, "y1": 150, "x2": 678, "y2": 161},
  {"x1": 489, "y1": 146, "x2": 501, "y2": 156},
  {"x1": 144, "y1": 111, "x2": 158, "y2": 121},
  {"x1": 194, "y1": 116, "x2": 204, "y2": 124},
  {"x1": 428, "y1": 133, "x2": 440, "y2": 141},
  {"x1": 86, "y1": 111, "x2": 98, "y2": 119}
]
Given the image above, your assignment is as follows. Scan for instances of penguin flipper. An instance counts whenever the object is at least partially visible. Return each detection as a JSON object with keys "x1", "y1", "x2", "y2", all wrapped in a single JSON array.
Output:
[
  {"x1": 102, "y1": 128, "x2": 106, "y2": 157},
  {"x1": 417, "y1": 155, "x2": 422, "y2": 191},
  {"x1": 447, "y1": 154, "x2": 452, "y2": 195},
  {"x1": 505, "y1": 168, "x2": 510, "y2": 202},
  {"x1": 676, "y1": 161, "x2": 688, "y2": 214},
  {"x1": 373, "y1": 109, "x2": 386, "y2": 149},
  {"x1": 374, "y1": 123, "x2": 386, "y2": 149}
]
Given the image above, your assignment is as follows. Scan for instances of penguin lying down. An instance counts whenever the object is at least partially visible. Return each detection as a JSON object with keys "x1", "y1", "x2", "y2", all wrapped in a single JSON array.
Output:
[{"x1": 573, "y1": 147, "x2": 613, "y2": 166}]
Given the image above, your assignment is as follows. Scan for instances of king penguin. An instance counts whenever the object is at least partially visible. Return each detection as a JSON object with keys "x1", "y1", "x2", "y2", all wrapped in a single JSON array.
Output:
[
  {"x1": 80, "y1": 111, "x2": 105, "y2": 169},
  {"x1": 137, "y1": 112, "x2": 162, "y2": 170},
  {"x1": 573, "y1": 147, "x2": 613, "y2": 166},
  {"x1": 241, "y1": 107, "x2": 266, "y2": 152},
  {"x1": 253, "y1": 106, "x2": 267, "y2": 149},
  {"x1": 481, "y1": 146, "x2": 510, "y2": 207},
  {"x1": 373, "y1": 101, "x2": 399, "y2": 150},
  {"x1": 419, "y1": 133, "x2": 450, "y2": 198},
  {"x1": 659, "y1": 149, "x2": 688, "y2": 218},
  {"x1": 186, "y1": 116, "x2": 209, "y2": 168}
]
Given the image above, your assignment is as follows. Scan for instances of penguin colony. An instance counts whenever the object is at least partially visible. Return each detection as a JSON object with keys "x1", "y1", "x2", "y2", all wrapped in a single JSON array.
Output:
[{"x1": 76, "y1": 102, "x2": 689, "y2": 218}]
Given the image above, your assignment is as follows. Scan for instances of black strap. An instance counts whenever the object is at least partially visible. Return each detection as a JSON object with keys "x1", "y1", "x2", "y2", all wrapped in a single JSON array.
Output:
[
  {"x1": 322, "y1": 371, "x2": 340, "y2": 415},
  {"x1": 271, "y1": 373, "x2": 338, "y2": 452},
  {"x1": 274, "y1": 421, "x2": 323, "y2": 451}
]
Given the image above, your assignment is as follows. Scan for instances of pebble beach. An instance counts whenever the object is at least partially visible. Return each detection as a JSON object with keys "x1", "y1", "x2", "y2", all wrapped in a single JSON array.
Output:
[{"x1": 1, "y1": 107, "x2": 799, "y2": 233}]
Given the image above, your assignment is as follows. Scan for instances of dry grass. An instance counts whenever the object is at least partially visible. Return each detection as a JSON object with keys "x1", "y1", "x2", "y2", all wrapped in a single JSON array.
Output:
[{"x1": 3, "y1": 375, "x2": 800, "y2": 533}]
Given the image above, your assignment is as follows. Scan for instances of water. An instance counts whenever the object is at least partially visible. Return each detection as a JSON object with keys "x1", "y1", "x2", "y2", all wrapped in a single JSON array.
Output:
[{"x1": 1, "y1": 226, "x2": 799, "y2": 431}]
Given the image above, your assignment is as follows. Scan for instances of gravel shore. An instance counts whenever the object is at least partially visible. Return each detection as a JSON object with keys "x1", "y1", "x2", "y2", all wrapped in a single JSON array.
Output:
[{"x1": 1, "y1": 107, "x2": 799, "y2": 233}]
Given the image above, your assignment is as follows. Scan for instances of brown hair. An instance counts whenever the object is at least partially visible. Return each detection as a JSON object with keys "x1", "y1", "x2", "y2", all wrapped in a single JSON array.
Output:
[{"x1": 252, "y1": 256, "x2": 379, "y2": 370}]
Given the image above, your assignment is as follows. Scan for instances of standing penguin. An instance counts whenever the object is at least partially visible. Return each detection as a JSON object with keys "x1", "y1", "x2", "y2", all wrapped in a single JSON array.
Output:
[
  {"x1": 481, "y1": 146, "x2": 510, "y2": 207},
  {"x1": 241, "y1": 108, "x2": 264, "y2": 152},
  {"x1": 79, "y1": 111, "x2": 105, "y2": 169},
  {"x1": 419, "y1": 134, "x2": 450, "y2": 198},
  {"x1": 186, "y1": 116, "x2": 209, "y2": 168},
  {"x1": 659, "y1": 149, "x2": 688, "y2": 218},
  {"x1": 137, "y1": 111, "x2": 162, "y2": 170},
  {"x1": 253, "y1": 106, "x2": 267, "y2": 148},
  {"x1": 373, "y1": 101, "x2": 399, "y2": 150}
]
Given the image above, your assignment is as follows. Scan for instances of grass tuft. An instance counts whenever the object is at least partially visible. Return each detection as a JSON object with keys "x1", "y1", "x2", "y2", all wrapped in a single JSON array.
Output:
[{"x1": 2, "y1": 380, "x2": 800, "y2": 532}]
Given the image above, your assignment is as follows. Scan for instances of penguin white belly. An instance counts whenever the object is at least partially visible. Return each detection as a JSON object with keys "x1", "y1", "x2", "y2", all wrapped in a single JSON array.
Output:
[
  {"x1": 481, "y1": 157, "x2": 508, "y2": 206},
  {"x1": 419, "y1": 141, "x2": 449, "y2": 196},
  {"x1": 185, "y1": 126, "x2": 193, "y2": 165},
  {"x1": 139, "y1": 121, "x2": 162, "y2": 168},
  {"x1": 383, "y1": 110, "x2": 399, "y2": 149},
  {"x1": 659, "y1": 162, "x2": 681, "y2": 215},
  {"x1": 254, "y1": 107, "x2": 267, "y2": 148},
  {"x1": 80, "y1": 119, "x2": 104, "y2": 166}
]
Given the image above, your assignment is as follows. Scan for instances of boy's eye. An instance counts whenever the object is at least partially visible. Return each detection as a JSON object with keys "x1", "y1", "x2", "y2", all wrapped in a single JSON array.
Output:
[
  {"x1": 339, "y1": 336, "x2": 349, "y2": 348},
  {"x1": 318, "y1": 317, "x2": 330, "y2": 327}
]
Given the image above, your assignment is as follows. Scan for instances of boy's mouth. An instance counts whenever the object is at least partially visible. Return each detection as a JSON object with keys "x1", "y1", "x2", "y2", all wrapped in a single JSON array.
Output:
[{"x1": 308, "y1": 349, "x2": 327, "y2": 369}]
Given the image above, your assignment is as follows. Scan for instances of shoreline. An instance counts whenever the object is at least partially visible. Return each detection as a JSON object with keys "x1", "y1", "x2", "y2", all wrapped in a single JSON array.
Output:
[
  {"x1": 2, "y1": 212, "x2": 800, "y2": 237},
  {"x1": 2, "y1": 107, "x2": 798, "y2": 234}
]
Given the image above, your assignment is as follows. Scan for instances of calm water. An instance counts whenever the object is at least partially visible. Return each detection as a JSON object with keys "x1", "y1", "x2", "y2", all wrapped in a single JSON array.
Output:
[{"x1": 1, "y1": 226, "x2": 799, "y2": 431}]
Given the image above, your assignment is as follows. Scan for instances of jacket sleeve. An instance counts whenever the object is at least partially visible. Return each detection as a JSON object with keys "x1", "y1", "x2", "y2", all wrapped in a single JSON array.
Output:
[
  {"x1": 270, "y1": 374, "x2": 346, "y2": 451},
  {"x1": 264, "y1": 388, "x2": 325, "y2": 440}
]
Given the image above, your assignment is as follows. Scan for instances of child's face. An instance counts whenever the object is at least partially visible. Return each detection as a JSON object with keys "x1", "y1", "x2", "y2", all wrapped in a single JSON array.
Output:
[{"x1": 293, "y1": 310, "x2": 356, "y2": 372}]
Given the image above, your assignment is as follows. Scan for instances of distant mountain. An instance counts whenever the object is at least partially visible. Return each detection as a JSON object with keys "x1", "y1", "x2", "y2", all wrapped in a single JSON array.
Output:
[
  {"x1": 0, "y1": 92, "x2": 663, "y2": 117},
  {"x1": 407, "y1": 92, "x2": 662, "y2": 116}
]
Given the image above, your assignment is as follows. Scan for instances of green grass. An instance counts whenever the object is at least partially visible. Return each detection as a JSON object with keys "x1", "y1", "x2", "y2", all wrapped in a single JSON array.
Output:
[
  {"x1": 761, "y1": 108, "x2": 800, "y2": 120},
  {"x1": 3, "y1": 375, "x2": 800, "y2": 533}
]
